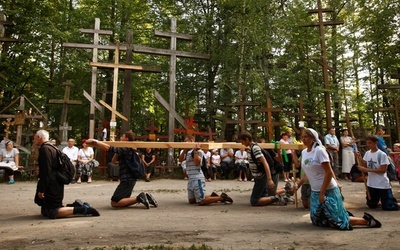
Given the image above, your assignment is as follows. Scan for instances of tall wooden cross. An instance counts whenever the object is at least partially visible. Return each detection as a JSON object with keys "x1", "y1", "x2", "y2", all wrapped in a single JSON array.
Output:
[
  {"x1": 133, "y1": 17, "x2": 210, "y2": 143},
  {"x1": 257, "y1": 98, "x2": 286, "y2": 140},
  {"x1": 49, "y1": 80, "x2": 82, "y2": 143},
  {"x1": 225, "y1": 102, "x2": 261, "y2": 131},
  {"x1": 90, "y1": 44, "x2": 161, "y2": 141},
  {"x1": 376, "y1": 68, "x2": 400, "y2": 142},
  {"x1": 305, "y1": 0, "x2": 343, "y2": 127},
  {"x1": 63, "y1": 18, "x2": 114, "y2": 138}
]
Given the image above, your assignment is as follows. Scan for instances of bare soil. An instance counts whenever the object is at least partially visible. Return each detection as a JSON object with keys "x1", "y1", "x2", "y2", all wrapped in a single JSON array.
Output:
[{"x1": 1, "y1": 177, "x2": 399, "y2": 250}]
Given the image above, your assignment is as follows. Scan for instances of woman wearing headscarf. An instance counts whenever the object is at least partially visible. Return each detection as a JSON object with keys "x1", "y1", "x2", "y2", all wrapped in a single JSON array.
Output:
[
  {"x1": 0, "y1": 140, "x2": 19, "y2": 184},
  {"x1": 294, "y1": 128, "x2": 381, "y2": 229}
]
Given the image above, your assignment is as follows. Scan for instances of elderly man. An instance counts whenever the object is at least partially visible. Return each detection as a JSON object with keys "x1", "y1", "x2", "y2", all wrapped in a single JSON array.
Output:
[
  {"x1": 34, "y1": 130, "x2": 100, "y2": 219},
  {"x1": 62, "y1": 138, "x2": 79, "y2": 183}
]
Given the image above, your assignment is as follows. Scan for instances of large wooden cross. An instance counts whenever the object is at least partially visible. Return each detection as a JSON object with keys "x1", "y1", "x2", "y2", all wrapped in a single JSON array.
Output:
[
  {"x1": 225, "y1": 102, "x2": 261, "y2": 131},
  {"x1": 89, "y1": 44, "x2": 161, "y2": 141},
  {"x1": 133, "y1": 18, "x2": 210, "y2": 143},
  {"x1": 49, "y1": 80, "x2": 82, "y2": 143},
  {"x1": 305, "y1": 0, "x2": 343, "y2": 127},
  {"x1": 257, "y1": 98, "x2": 286, "y2": 140},
  {"x1": 375, "y1": 68, "x2": 400, "y2": 142},
  {"x1": 63, "y1": 18, "x2": 114, "y2": 138}
]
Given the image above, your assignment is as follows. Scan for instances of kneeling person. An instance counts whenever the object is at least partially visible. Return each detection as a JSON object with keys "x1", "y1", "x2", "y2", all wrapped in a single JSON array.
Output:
[{"x1": 179, "y1": 135, "x2": 233, "y2": 205}]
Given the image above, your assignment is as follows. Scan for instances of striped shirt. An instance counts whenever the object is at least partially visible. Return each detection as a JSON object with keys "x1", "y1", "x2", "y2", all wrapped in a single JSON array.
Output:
[{"x1": 185, "y1": 149, "x2": 205, "y2": 180}]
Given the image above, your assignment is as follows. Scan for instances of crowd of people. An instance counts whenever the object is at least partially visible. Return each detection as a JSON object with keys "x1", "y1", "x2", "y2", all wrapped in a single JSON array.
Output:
[{"x1": 3, "y1": 125, "x2": 400, "y2": 230}]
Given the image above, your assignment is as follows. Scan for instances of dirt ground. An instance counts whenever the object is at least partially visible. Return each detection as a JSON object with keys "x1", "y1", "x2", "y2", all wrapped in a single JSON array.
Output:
[{"x1": 1, "y1": 177, "x2": 400, "y2": 250}]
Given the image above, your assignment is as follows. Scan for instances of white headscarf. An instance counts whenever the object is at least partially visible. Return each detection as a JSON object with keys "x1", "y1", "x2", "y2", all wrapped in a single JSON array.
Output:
[{"x1": 306, "y1": 128, "x2": 322, "y2": 149}]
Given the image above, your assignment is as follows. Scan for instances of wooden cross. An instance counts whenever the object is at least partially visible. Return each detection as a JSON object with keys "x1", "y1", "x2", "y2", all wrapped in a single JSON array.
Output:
[
  {"x1": 375, "y1": 68, "x2": 400, "y2": 142},
  {"x1": 257, "y1": 98, "x2": 286, "y2": 140},
  {"x1": 63, "y1": 18, "x2": 114, "y2": 138},
  {"x1": 133, "y1": 17, "x2": 210, "y2": 144},
  {"x1": 0, "y1": 11, "x2": 20, "y2": 43},
  {"x1": 59, "y1": 122, "x2": 72, "y2": 143},
  {"x1": 287, "y1": 96, "x2": 320, "y2": 132},
  {"x1": 305, "y1": 0, "x2": 343, "y2": 127},
  {"x1": 2, "y1": 118, "x2": 14, "y2": 139},
  {"x1": 135, "y1": 122, "x2": 169, "y2": 141},
  {"x1": 49, "y1": 80, "x2": 82, "y2": 143},
  {"x1": 225, "y1": 102, "x2": 261, "y2": 131},
  {"x1": 174, "y1": 117, "x2": 208, "y2": 136},
  {"x1": 90, "y1": 44, "x2": 161, "y2": 141}
]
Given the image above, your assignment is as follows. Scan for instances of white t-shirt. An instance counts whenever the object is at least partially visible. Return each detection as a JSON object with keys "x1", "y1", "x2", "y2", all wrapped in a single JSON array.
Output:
[
  {"x1": 62, "y1": 146, "x2": 79, "y2": 161},
  {"x1": 78, "y1": 147, "x2": 94, "y2": 163},
  {"x1": 0, "y1": 148, "x2": 19, "y2": 164},
  {"x1": 211, "y1": 154, "x2": 221, "y2": 166},
  {"x1": 234, "y1": 150, "x2": 248, "y2": 164},
  {"x1": 363, "y1": 150, "x2": 390, "y2": 189},
  {"x1": 301, "y1": 146, "x2": 337, "y2": 191},
  {"x1": 204, "y1": 150, "x2": 211, "y2": 165}
]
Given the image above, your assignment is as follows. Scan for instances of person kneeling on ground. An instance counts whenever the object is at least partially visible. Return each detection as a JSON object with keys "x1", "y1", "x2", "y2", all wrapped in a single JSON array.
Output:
[
  {"x1": 294, "y1": 128, "x2": 381, "y2": 230},
  {"x1": 239, "y1": 132, "x2": 287, "y2": 206},
  {"x1": 179, "y1": 135, "x2": 233, "y2": 205},
  {"x1": 86, "y1": 131, "x2": 158, "y2": 209},
  {"x1": 34, "y1": 130, "x2": 100, "y2": 219}
]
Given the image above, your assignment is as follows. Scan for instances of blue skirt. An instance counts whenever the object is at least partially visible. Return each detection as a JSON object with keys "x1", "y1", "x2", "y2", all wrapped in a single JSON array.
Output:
[{"x1": 310, "y1": 186, "x2": 352, "y2": 230}]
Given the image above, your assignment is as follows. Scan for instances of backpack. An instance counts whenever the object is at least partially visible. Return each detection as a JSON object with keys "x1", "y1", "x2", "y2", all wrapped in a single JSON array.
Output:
[
  {"x1": 124, "y1": 148, "x2": 145, "y2": 179},
  {"x1": 377, "y1": 151, "x2": 397, "y2": 181},
  {"x1": 45, "y1": 143, "x2": 75, "y2": 185},
  {"x1": 250, "y1": 143, "x2": 283, "y2": 175}
]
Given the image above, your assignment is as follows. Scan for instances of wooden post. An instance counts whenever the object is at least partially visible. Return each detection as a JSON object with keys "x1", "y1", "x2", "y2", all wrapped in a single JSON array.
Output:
[{"x1": 305, "y1": 0, "x2": 343, "y2": 128}]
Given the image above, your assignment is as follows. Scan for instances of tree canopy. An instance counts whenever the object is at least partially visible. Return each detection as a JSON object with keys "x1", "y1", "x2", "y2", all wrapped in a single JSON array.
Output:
[{"x1": 0, "y1": 0, "x2": 399, "y2": 143}]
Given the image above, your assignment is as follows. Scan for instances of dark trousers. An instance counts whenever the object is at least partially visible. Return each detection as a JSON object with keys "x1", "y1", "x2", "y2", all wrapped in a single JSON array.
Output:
[{"x1": 221, "y1": 161, "x2": 232, "y2": 179}]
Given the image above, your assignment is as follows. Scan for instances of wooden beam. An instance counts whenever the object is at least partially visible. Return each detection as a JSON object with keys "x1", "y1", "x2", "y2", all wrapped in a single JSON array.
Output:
[
  {"x1": 89, "y1": 62, "x2": 161, "y2": 72},
  {"x1": 102, "y1": 141, "x2": 305, "y2": 150},
  {"x1": 99, "y1": 100, "x2": 128, "y2": 121},
  {"x1": 154, "y1": 90, "x2": 187, "y2": 129},
  {"x1": 83, "y1": 90, "x2": 103, "y2": 111},
  {"x1": 133, "y1": 45, "x2": 210, "y2": 60},
  {"x1": 377, "y1": 84, "x2": 400, "y2": 90},
  {"x1": 155, "y1": 31, "x2": 193, "y2": 40}
]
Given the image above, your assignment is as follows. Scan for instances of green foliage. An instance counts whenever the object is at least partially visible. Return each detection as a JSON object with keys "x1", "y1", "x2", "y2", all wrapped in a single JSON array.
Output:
[{"x1": 0, "y1": 0, "x2": 399, "y2": 142}]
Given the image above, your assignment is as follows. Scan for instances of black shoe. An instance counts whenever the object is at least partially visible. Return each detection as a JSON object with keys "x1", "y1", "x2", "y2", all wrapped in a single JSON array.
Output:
[
  {"x1": 363, "y1": 212, "x2": 382, "y2": 228},
  {"x1": 146, "y1": 193, "x2": 158, "y2": 207},
  {"x1": 221, "y1": 192, "x2": 233, "y2": 204},
  {"x1": 211, "y1": 192, "x2": 219, "y2": 197},
  {"x1": 66, "y1": 199, "x2": 84, "y2": 207},
  {"x1": 82, "y1": 203, "x2": 100, "y2": 216},
  {"x1": 136, "y1": 192, "x2": 150, "y2": 209}
]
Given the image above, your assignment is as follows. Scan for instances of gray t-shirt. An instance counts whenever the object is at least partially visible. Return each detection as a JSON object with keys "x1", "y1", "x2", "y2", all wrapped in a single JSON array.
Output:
[{"x1": 185, "y1": 149, "x2": 205, "y2": 180}]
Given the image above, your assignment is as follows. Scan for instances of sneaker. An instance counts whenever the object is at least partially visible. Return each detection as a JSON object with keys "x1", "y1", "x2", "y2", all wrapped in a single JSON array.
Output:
[
  {"x1": 363, "y1": 212, "x2": 382, "y2": 228},
  {"x1": 221, "y1": 192, "x2": 233, "y2": 204},
  {"x1": 284, "y1": 195, "x2": 295, "y2": 203},
  {"x1": 211, "y1": 191, "x2": 219, "y2": 197},
  {"x1": 145, "y1": 193, "x2": 158, "y2": 207},
  {"x1": 274, "y1": 194, "x2": 287, "y2": 205},
  {"x1": 136, "y1": 192, "x2": 150, "y2": 209},
  {"x1": 285, "y1": 182, "x2": 294, "y2": 196},
  {"x1": 8, "y1": 180, "x2": 15, "y2": 184}
]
